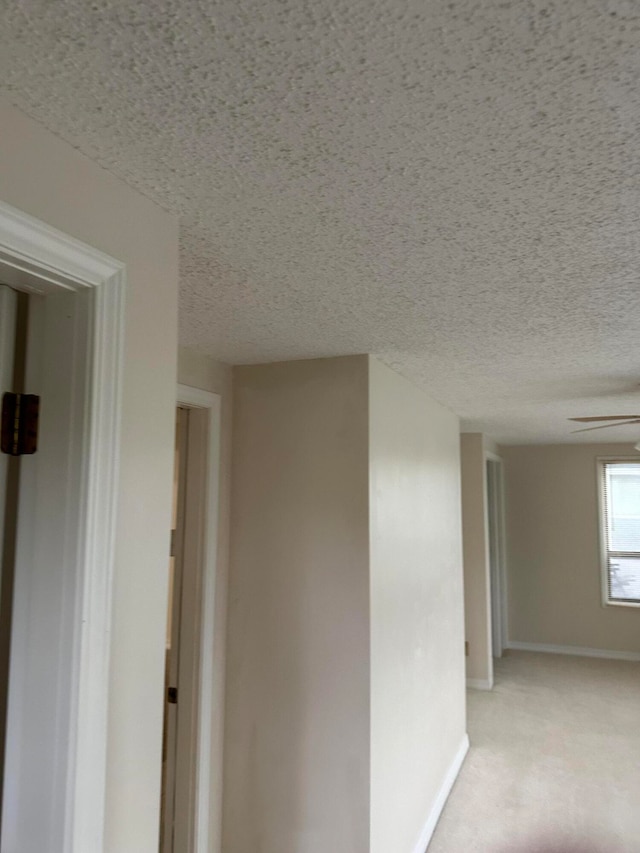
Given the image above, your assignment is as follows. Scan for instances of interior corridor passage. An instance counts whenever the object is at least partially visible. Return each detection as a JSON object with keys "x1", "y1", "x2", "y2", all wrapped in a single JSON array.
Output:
[{"x1": 430, "y1": 652, "x2": 640, "y2": 853}]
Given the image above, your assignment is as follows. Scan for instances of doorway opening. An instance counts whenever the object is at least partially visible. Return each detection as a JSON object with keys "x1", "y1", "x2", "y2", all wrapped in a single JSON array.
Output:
[
  {"x1": 486, "y1": 455, "x2": 507, "y2": 658},
  {"x1": 160, "y1": 405, "x2": 191, "y2": 852},
  {"x1": 0, "y1": 199, "x2": 124, "y2": 852},
  {"x1": 0, "y1": 284, "x2": 28, "y2": 831},
  {"x1": 159, "y1": 388, "x2": 221, "y2": 853}
]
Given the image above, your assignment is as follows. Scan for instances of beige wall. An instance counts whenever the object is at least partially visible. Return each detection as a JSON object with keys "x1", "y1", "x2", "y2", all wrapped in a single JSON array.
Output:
[
  {"x1": 369, "y1": 360, "x2": 466, "y2": 853},
  {"x1": 224, "y1": 356, "x2": 371, "y2": 853},
  {"x1": 224, "y1": 355, "x2": 467, "y2": 852},
  {"x1": 460, "y1": 433, "x2": 493, "y2": 685},
  {"x1": 483, "y1": 435, "x2": 500, "y2": 457},
  {"x1": 178, "y1": 345, "x2": 231, "y2": 398},
  {"x1": 177, "y1": 347, "x2": 232, "y2": 853},
  {"x1": 502, "y1": 443, "x2": 640, "y2": 653},
  {"x1": 0, "y1": 100, "x2": 179, "y2": 850}
]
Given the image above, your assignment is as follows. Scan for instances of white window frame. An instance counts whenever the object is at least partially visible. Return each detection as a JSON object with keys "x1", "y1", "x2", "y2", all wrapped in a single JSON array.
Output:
[{"x1": 597, "y1": 457, "x2": 640, "y2": 609}]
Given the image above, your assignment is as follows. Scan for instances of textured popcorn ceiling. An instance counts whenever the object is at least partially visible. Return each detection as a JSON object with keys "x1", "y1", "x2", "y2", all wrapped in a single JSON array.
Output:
[{"x1": 1, "y1": 0, "x2": 640, "y2": 443}]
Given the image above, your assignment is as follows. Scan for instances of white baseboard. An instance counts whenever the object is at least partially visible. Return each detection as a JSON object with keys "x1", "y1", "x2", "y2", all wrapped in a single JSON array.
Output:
[
  {"x1": 466, "y1": 678, "x2": 493, "y2": 690},
  {"x1": 506, "y1": 640, "x2": 640, "y2": 662},
  {"x1": 411, "y1": 733, "x2": 470, "y2": 853}
]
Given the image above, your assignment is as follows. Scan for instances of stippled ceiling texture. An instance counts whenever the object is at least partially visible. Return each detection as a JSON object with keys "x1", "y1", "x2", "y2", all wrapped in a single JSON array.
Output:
[{"x1": 1, "y1": 0, "x2": 640, "y2": 443}]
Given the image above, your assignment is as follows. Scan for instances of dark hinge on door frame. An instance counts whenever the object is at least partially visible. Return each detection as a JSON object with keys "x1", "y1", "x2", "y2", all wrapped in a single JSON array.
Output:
[{"x1": 1, "y1": 392, "x2": 40, "y2": 456}]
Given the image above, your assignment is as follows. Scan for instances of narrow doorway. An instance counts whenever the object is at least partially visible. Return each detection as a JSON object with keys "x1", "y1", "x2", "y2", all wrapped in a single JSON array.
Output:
[
  {"x1": 0, "y1": 202, "x2": 125, "y2": 852},
  {"x1": 160, "y1": 406, "x2": 190, "y2": 852},
  {"x1": 1, "y1": 278, "x2": 103, "y2": 849},
  {"x1": 157, "y1": 387, "x2": 221, "y2": 853},
  {"x1": 0, "y1": 284, "x2": 28, "y2": 836},
  {"x1": 486, "y1": 457, "x2": 506, "y2": 658}
]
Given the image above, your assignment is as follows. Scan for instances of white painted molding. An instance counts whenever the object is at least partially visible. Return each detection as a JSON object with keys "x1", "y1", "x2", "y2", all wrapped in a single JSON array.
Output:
[
  {"x1": 73, "y1": 268, "x2": 125, "y2": 853},
  {"x1": 0, "y1": 199, "x2": 122, "y2": 290},
  {"x1": 411, "y1": 734, "x2": 470, "y2": 853},
  {"x1": 176, "y1": 384, "x2": 222, "y2": 853},
  {"x1": 506, "y1": 641, "x2": 640, "y2": 662},
  {"x1": 466, "y1": 678, "x2": 493, "y2": 690},
  {"x1": 178, "y1": 383, "x2": 218, "y2": 410},
  {"x1": 0, "y1": 199, "x2": 125, "y2": 853}
]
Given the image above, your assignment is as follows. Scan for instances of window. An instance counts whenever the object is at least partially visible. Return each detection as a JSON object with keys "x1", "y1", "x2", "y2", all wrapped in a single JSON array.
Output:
[{"x1": 599, "y1": 460, "x2": 640, "y2": 606}]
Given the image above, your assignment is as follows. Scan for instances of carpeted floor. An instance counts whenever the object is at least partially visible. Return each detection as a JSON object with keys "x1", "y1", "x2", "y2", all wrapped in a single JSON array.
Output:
[{"x1": 429, "y1": 651, "x2": 640, "y2": 853}]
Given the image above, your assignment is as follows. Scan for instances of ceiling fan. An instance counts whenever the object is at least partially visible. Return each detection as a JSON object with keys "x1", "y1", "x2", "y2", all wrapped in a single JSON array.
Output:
[{"x1": 569, "y1": 415, "x2": 640, "y2": 434}]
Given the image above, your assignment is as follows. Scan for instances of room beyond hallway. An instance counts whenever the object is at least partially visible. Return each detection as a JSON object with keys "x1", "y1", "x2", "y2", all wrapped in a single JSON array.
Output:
[{"x1": 429, "y1": 652, "x2": 640, "y2": 853}]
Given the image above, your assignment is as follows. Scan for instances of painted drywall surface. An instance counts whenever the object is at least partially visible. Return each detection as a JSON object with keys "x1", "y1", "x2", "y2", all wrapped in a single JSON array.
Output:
[
  {"x1": 0, "y1": 100, "x2": 178, "y2": 851},
  {"x1": 224, "y1": 356, "x2": 371, "y2": 853},
  {"x1": 369, "y1": 359, "x2": 466, "y2": 853},
  {"x1": 177, "y1": 347, "x2": 232, "y2": 853},
  {"x1": 178, "y1": 345, "x2": 231, "y2": 397},
  {"x1": 503, "y1": 443, "x2": 640, "y2": 653},
  {"x1": 483, "y1": 435, "x2": 500, "y2": 457},
  {"x1": 460, "y1": 433, "x2": 493, "y2": 685}
]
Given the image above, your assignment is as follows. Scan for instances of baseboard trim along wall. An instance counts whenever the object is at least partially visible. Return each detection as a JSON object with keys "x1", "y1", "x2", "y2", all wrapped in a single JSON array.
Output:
[
  {"x1": 506, "y1": 641, "x2": 640, "y2": 662},
  {"x1": 466, "y1": 678, "x2": 493, "y2": 691},
  {"x1": 411, "y1": 734, "x2": 470, "y2": 853}
]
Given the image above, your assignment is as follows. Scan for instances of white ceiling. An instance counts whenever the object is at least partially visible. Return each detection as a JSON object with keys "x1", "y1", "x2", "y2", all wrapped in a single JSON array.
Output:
[{"x1": 2, "y1": 0, "x2": 640, "y2": 443}]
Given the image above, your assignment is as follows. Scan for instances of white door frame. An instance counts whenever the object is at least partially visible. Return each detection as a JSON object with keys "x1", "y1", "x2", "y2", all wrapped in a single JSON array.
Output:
[
  {"x1": 0, "y1": 200, "x2": 124, "y2": 853},
  {"x1": 176, "y1": 384, "x2": 221, "y2": 853},
  {"x1": 485, "y1": 452, "x2": 508, "y2": 656}
]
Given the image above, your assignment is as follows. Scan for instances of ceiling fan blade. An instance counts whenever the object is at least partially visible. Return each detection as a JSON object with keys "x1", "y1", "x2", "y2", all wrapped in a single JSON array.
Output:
[
  {"x1": 569, "y1": 415, "x2": 640, "y2": 422},
  {"x1": 571, "y1": 418, "x2": 640, "y2": 433}
]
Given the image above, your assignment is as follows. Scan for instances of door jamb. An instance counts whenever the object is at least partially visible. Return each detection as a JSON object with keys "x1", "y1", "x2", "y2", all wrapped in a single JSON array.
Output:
[
  {"x1": 485, "y1": 452, "x2": 508, "y2": 656},
  {"x1": 176, "y1": 384, "x2": 221, "y2": 853},
  {"x1": 0, "y1": 199, "x2": 124, "y2": 852}
]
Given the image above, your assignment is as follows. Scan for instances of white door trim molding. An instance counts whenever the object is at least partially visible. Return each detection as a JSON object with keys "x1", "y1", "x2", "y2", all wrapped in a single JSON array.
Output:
[
  {"x1": 0, "y1": 201, "x2": 119, "y2": 290},
  {"x1": 0, "y1": 199, "x2": 125, "y2": 853},
  {"x1": 506, "y1": 641, "x2": 640, "y2": 662},
  {"x1": 176, "y1": 383, "x2": 222, "y2": 853}
]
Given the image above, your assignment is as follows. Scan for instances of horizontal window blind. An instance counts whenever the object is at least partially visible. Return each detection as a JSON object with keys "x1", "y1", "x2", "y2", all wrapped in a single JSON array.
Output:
[{"x1": 602, "y1": 461, "x2": 640, "y2": 604}]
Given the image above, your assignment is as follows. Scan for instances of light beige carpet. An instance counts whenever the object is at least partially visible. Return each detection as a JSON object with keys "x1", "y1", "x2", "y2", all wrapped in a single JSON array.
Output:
[{"x1": 429, "y1": 651, "x2": 640, "y2": 853}]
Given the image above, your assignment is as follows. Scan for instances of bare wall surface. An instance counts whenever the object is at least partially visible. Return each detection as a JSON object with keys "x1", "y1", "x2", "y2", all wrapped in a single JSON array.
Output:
[
  {"x1": 503, "y1": 443, "x2": 640, "y2": 653},
  {"x1": 179, "y1": 345, "x2": 231, "y2": 398},
  {"x1": 460, "y1": 433, "x2": 493, "y2": 685},
  {"x1": 0, "y1": 99, "x2": 179, "y2": 850},
  {"x1": 483, "y1": 435, "x2": 500, "y2": 457},
  {"x1": 177, "y1": 347, "x2": 232, "y2": 853},
  {"x1": 224, "y1": 356, "x2": 371, "y2": 853},
  {"x1": 369, "y1": 359, "x2": 466, "y2": 853}
]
